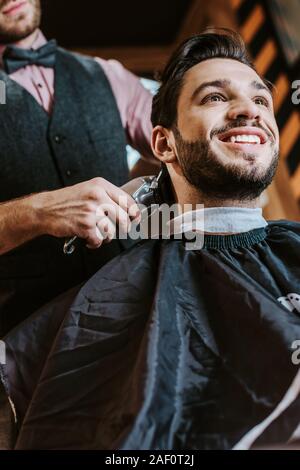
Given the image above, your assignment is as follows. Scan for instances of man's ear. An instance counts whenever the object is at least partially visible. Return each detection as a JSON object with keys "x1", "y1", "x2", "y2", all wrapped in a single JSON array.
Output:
[{"x1": 151, "y1": 126, "x2": 177, "y2": 163}]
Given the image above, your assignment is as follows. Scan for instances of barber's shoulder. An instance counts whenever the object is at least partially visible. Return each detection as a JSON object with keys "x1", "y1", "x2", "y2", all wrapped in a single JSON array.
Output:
[{"x1": 94, "y1": 56, "x2": 138, "y2": 82}]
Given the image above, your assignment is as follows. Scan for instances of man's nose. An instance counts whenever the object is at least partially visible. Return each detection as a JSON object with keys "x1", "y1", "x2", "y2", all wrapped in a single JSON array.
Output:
[{"x1": 227, "y1": 98, "x2": 262, "y2": 121}]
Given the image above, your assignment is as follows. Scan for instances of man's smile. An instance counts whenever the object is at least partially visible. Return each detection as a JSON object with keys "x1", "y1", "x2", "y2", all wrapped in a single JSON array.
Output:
[
  {"x1": 214, "y1": 126, "x2": 272, "y2": 153},
  {"x1": 217, "y1": 126, "x2": 268, "y2": 144},
  {"x1": 2, "y1": 0, "x2": 28, "y2": 16}
]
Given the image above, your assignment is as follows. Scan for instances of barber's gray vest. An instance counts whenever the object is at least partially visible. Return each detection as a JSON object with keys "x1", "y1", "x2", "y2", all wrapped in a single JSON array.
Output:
[{"x1": 0, "y1": 48, "x2": 130, "y2": 336}]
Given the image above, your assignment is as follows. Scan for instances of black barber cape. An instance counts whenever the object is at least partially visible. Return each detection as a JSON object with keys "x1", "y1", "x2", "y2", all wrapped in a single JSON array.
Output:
[{"x1": 1, "y1": 220, "x2": 300, "y2": 450}]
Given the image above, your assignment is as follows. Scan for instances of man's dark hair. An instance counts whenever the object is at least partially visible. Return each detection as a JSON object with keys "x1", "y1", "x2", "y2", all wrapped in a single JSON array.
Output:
[{"x1": 151, "y1": 29, "x2": 267, "y2": 129}]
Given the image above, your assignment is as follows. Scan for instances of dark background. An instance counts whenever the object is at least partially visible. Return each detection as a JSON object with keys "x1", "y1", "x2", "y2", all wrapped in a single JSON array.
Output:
[{"x1": 40, "y1": 0, "x2": 192, "y2": 47}]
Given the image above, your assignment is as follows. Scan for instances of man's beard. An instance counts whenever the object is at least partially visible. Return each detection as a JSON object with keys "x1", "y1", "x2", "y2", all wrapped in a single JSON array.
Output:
[
  {"x1": 174, "y1": 126, "x2": 279, "y2": 201},
  {"x1": 0, "y1": 0, "x2": 41, "y2": 44}
]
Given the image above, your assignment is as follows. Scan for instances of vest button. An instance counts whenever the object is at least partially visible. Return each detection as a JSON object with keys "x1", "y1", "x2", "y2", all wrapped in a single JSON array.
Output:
[
  {"x1": 66, "y1": 170, "x2": 72, "y2": 177},
  {"x1": 54, "y1": 135, "x2": 62, "y2": 144}
]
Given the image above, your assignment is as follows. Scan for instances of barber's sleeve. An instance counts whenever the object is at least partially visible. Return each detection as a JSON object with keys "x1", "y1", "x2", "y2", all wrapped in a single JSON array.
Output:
[{"x1": 94, "y1": 57, "x2": 156, "y2": 162}]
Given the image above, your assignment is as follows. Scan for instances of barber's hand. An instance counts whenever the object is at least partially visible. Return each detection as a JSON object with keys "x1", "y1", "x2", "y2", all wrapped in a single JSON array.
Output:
[{"x1": 35, "y1": 177, "x2": 141, "y2": 249}]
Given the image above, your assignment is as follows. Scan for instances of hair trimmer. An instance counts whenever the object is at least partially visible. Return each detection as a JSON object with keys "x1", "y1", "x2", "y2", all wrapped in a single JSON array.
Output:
[{"x1": 63, "y1": 165, "x2": 173, "y2": 254}]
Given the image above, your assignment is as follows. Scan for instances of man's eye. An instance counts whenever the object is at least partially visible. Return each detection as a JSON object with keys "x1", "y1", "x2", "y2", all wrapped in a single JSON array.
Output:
[
  {"x1": 203, "y1": 93, "x2": 226, "y2": 103},
  {"x1": 254, "y1": 96, "x2": 269, "y2": 107}
]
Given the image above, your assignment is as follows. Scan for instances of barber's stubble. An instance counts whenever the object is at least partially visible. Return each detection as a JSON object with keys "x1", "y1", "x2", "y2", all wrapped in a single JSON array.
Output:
[{"x1": 0, "y1": 0, "x2": 41, "y2": 43}]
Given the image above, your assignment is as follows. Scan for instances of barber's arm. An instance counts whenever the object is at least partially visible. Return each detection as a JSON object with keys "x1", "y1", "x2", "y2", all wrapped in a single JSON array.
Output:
[{"x1": 0, "y1": 177, "x2": 140, "y2": 255}]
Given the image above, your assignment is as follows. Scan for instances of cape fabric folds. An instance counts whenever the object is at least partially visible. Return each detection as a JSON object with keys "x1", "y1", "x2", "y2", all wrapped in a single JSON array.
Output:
[{"x1": 1, "y1": 220, "x2": 300, "y2": 450}]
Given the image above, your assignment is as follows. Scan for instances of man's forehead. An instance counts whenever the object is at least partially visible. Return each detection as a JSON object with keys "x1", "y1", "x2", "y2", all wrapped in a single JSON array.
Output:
[{"x1": 184, "y1": 58, "x2": 266, "y2": 91}]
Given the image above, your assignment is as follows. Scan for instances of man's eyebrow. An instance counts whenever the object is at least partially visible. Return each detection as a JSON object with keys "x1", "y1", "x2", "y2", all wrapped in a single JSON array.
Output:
[
  {"x1": 191, "y1": 79, "x2": 231, "y2": 100},
  {"x1": 251, "y1": 80, "x2": 273, "y2": 96}
]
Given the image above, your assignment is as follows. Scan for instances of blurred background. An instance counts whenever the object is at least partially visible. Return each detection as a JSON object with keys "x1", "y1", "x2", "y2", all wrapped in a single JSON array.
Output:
[{"x1": 40, "y1": 0, "x2": 300, "y2": 221}]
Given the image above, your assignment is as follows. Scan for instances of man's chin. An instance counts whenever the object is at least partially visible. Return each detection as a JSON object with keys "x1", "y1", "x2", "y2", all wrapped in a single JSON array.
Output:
[
  {"x1": 0, "y1": 5, "x2": 40, "y2": 43},
  {"x1": 224, "y1": 159, "x2": 275, "y2": 183},
  {"x1": 214, "y1": 147, "x2": 276, "y2": 176}
]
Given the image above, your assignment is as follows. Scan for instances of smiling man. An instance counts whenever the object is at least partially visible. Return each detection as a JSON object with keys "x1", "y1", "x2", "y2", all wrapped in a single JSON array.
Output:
[
  {"x1": 151, "y1": 33, "x2": 279, "y2": 209},
  {"x1": 1, "y1": 30, "x2": 300, "y2": 451}
]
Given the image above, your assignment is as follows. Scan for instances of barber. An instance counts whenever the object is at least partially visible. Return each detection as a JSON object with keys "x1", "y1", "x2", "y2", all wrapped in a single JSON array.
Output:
[{"x1": 0, "y1": 0, "x2": 156, "y2": 335}]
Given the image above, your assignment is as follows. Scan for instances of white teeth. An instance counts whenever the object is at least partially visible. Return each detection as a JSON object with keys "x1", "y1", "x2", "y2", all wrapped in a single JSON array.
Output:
[{"x1": 226, "y1": 134, "x2": 261, "y2": 144}]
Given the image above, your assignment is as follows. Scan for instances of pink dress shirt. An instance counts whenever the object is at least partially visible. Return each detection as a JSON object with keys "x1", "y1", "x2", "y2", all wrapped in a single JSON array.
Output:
[{"x1": 0, "y1": 30, "x2": 154, "y2": 160}]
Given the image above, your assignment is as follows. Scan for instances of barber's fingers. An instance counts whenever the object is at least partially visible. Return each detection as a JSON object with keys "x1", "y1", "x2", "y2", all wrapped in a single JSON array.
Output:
[
  {"x1": 85, "y1": 225, "x2": 104, "y2": 249},
  {"x1": 96, "y1": 214, "x2": 116, "y2": 243},
  {"x1": 85, "y1": 208, "x2": 117, "y2": 249},
  {"x1": 103, "y1": 181, "x2": 141, "y2": 221},
  {"x1": 96, "y1": 198, "x2": 133, "y2": 234},
  {"x1": 85, "y1": 196, "x2": 140, "y2": 250}
]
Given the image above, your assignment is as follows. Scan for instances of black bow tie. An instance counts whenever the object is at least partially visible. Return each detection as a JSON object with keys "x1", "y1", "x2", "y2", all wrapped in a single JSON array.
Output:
[{"x1": 2, "y1": 39, "x2": 57, "y2": 74}]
